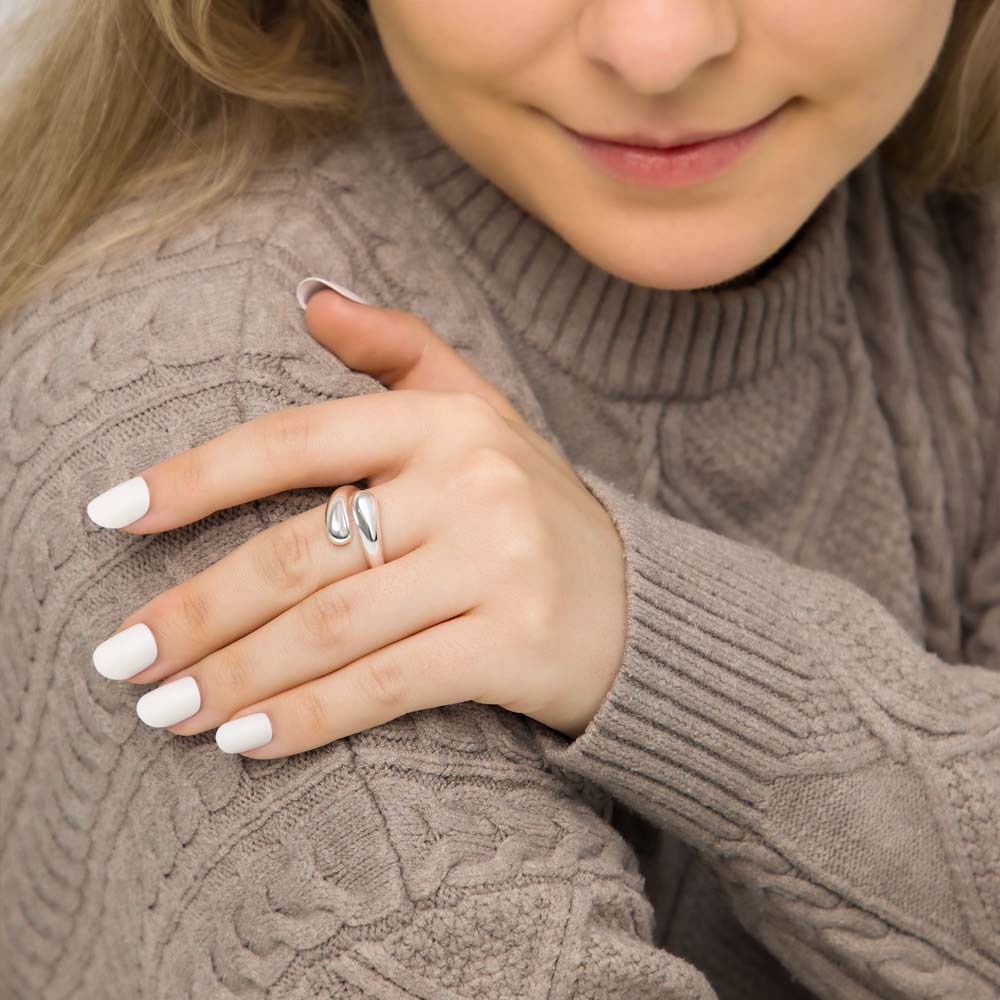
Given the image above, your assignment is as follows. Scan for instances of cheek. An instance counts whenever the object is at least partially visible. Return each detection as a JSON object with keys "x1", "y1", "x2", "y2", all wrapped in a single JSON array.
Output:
[
  {"x1": 368, "y1": 0, "x2": 568, "y2": 80},
  {"x1": 756, "y1": 0, "x2": 954, "y2": 112}
]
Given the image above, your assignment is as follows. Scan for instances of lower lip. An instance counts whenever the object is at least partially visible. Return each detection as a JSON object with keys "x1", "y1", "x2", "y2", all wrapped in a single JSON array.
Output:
[{"x1": 564, "y1": 110, "x2": 779, "y2": 188}]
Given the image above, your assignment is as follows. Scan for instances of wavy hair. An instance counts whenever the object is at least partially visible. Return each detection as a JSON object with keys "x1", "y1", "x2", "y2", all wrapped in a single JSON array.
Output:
[{"x1": 1, "y1": 0, "x2": 998, "y2": 324}]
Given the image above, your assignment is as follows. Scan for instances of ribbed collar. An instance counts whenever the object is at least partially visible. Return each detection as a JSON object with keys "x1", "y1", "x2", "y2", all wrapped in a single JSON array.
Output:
[{"x1": 360, "y1": 50, "x2": 852, "y2": 401}]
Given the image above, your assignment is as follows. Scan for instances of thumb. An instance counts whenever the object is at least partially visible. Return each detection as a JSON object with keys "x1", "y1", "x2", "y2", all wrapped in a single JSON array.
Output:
[{"x1": 295, "y1": 276, "x2": 523, "y2": 422}]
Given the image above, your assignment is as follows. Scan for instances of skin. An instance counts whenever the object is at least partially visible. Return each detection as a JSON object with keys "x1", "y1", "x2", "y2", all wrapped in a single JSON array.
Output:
[
  {"x1": 366, "y1": 0, "x2": 956, "y2": 290},
  {"x1": 98, "y1": 292, "x2": 630, "y2": 750},
  {"x1": 89, "y1": 3, "x2": 960, "y2": 757}
]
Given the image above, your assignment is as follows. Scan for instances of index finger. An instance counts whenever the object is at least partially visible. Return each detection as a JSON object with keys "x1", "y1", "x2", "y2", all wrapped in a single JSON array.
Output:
[{"x1": 84, "y1": 389, "x2": 436, "y2": 535}]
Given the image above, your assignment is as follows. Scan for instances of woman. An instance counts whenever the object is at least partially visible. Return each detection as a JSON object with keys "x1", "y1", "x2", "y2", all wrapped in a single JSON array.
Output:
[{"x1": 1, "y1": 2, "x2": 998, "y2": 998}]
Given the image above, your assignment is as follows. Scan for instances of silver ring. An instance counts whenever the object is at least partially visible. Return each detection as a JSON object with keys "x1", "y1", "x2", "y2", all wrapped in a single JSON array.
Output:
[{"x1": 325, "y1": 484, "x2": 385, "y2": 568}]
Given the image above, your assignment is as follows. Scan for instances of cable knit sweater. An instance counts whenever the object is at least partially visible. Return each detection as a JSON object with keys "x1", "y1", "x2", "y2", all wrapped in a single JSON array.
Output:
[{"x1": 2, "y1": 50, "x2": 1000, "y2": 1000}]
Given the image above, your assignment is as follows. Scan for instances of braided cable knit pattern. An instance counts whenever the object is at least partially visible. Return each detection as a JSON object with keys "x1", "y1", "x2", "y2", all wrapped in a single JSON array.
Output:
[
  {"x1": 0, "y1": 171, "x2": 717, "y2": 1000},
  {"x1": 2, "y1": 110, "x2": 1000, "y2": 999}
]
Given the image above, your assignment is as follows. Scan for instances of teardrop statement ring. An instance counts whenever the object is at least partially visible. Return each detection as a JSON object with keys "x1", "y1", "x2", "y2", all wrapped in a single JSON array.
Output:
[{"x1": 325, "y1": 485, "x2": 385, "y2": 568}]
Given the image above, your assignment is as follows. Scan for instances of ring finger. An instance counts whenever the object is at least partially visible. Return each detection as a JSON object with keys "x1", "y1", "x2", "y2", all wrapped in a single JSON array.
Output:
[
  {"x1": 137, "y1": 535, "x2": 480, "y2": 736},
  {"x1": 94, "y1": 472, "x2": 436, "y2": 687},
  {"x1": 219, "y1": 609, "x2": 492, "y2": 758}
]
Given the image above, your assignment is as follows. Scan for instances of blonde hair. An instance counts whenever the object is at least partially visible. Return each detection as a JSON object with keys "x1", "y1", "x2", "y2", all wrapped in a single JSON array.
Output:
[{"x1": 1, "y1": 1, "x2": 999, "y2": 325}]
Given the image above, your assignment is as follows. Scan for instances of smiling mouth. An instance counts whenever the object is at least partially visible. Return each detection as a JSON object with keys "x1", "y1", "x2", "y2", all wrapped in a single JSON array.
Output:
[
  {"x1": 562, "y1": 101, "x2": 788, "y2": 150},
  {"x1": 567, "y1": 119, "x2": 767, "y2": 149},
  {"x1": 554, "y1": 105, "x2": 785, "y2": 189}
]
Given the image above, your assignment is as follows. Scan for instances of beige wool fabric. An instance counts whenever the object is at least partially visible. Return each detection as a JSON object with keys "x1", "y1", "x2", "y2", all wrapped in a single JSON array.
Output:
[{"x1": 2, "y1": 50, "x2": 999, "y2": 1000}]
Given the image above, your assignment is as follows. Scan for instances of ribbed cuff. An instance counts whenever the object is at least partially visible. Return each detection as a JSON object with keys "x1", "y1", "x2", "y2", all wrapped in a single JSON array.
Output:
[{"x1": 529, "y1": 465, "x2": 829, "y2": 853}]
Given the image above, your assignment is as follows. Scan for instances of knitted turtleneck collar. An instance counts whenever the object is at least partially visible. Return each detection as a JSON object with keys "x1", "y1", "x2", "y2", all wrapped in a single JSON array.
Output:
[{"x1": 359, "y1": 49, "x2": 853, "y2": 402}]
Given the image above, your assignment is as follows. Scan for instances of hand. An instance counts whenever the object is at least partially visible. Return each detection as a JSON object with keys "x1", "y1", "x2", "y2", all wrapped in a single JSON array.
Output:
[{"x1": 88, "y1": 279, "x2": 627, "y2": 757}]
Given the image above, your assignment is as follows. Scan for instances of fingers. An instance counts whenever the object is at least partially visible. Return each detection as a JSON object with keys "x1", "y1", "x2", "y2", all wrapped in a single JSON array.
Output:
[
  {"x1": 96, "y1": 474, "x2": 433, "y2": 686},
  {"x1": 92, "y1": 389, "x2": 440, "y2": 535},
  {"x1": 132, "y1": 539, "x2": 481, "y2": 738},
  {"x1": 301, "y1": 285, "x2": 525, "y2": 423},
  {"x1": 216, "y1": 611, "x2": 489, "y2": 757}
]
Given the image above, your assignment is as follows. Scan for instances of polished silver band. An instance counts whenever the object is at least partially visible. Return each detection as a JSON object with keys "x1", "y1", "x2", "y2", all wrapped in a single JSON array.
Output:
[{"x1": 325, "y1": 484, "x2": 385, "y2": 568}]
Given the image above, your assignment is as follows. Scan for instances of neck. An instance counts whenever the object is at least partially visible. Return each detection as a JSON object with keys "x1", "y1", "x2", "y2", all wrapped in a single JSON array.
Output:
[{"x1": 359, "y1": 51, "x2": 855, "y2": 401}]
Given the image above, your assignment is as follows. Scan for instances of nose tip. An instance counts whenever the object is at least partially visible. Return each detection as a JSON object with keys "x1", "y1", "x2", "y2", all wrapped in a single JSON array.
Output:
[{"x1": 577, "y1": 0, "x2": 740, "y2": 96}]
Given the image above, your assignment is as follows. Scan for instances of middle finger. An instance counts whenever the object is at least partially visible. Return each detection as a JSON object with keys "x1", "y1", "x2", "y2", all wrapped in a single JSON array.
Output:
[
  {"x1": 140, "y1": 537, "x2": 480, "y2": 736},
  {"x1": 93, "y1": 473, "x2": 434, "y2": 686}
]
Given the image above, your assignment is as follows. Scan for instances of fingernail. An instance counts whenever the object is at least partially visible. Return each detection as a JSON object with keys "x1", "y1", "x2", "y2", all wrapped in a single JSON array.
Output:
[
  {"x1": 136, "y1": 675, "x2": 201, "y2": 728},
  {"x1": 216, "y1": 713, "x2": 273, "y2": 753},
  {"x1": 295, "y1": 276, "x2": 369, "y2": 310},
  {"x1": 86, "y1": 475, "x2": 150, "y2": 529},
  {"x1": 93, "y1": 623, "x2": 158, "y2": 680}
]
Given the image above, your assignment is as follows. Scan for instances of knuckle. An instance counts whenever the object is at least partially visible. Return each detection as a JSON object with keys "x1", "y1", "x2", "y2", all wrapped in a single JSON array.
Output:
[
  {"x1": 394, "y1": 309, "x2": 433, "y2": 337},
  {"x1": 454, "y1": 390, "x2": 499, "y2": 421},
  {"x1": 300, "y1": 586, "x2": 351, "y2": 645},
  {"x1": 495, "y1": 520, "x2": 544, "y2": 568},
  {"x1": 175, "y1": 586, "x2": 214, "y2": 642},
  {"x1": 297, "y1": 688, "x2": 329, "y2": 734},
  {"x1": 516, "y1": 584, "x2": 559, "y2": 642},
  {"x1": 354, "y1": 655, "x2": 406, "y2": 710},
  {"x1": 433, "y1": 391, "x2": 502, "y2": 443},
  {"x1": 176, "y1": 452, "x2": 210, "y2": 499},
  {"x1": 455, "y1": 392, "x2": 504, "y2": 435},
  {"x1": 254, "y1": 519, "x2": 313, "y2": 592},
  {"x1": 215, "y1": 643, "x2": 255, "y2": 701},
  {"x1": 463, "y1": 445, "x2": 531, "y2": 501},
  {"x1": 263, "y1": 409, "x2": 312, "y2": 464}
]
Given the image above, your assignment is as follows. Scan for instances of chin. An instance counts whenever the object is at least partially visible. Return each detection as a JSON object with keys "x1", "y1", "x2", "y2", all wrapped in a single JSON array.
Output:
[{"x1": 565, "y1": 225, "x2": 789, "y2": 292}]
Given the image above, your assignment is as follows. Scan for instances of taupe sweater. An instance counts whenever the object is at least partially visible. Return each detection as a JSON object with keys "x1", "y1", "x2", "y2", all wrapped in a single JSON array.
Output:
[{"x1": 2, "y1": 51, "x2": 1000, "y2": 1000}]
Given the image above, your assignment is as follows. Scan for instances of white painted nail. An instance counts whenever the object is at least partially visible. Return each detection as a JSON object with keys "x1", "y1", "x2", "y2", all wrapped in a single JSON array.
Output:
[
  {"x1": 216, "y1": 713, "x2": 273, "y2": 754},
  {"x1": 93, "y1": 623, "x2": 158, "y2": 680},
  {"x1": 295, "y1": 276, "x2": 369, "y2": 310},
  {"x1": 86, "y1": 476, "x2": 150, "y2": 529},
  {"x1": 136, "y1": 675, "x2": 201, "y2": 728}
]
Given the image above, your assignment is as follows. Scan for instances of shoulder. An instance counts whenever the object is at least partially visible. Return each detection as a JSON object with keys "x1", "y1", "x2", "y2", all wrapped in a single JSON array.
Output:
[
  {"x1": 0, "y1": 115, "x2": 517, "y2": 603},
  {"x1": 925, "y1": 179, "x2": 1000, "y2": 331},
  {"x1": 899, "y1": 177, "x2": 1000, "y2": 617},
  {"x1": 0, "y1": 132, "x2": 399, "y2": 618},
  {"x1": 0, "y1": 104, "x2": 510, "y2": 422},
  {"x1": 841, "y1": 155, "x2": 1000, "y2": 601},
  {"x1": 852, "y1": 155, "x2": 1000, "y2": 434},
  {"x1": 0, "y1": 114, "x2": 485, "y2": 479},
  {"x1": 0, "y1": 125, "x2": 414, "y2": 409},
  {"x1": 923, "y1": 183, "x2": 1000, "y2": 485},
  {"x1": 929, "y1": 182, "x2": 1000, "y2": 413}
]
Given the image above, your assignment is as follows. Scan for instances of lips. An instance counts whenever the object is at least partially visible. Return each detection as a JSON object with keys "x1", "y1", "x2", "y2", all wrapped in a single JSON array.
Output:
[
  {"x1": 561, "y1": 107, "x2": 781, "y2": 189},
  {"x1": 565, "y1": 106, "x2": 782, "y2": 150},
  {"x1": 575, "y1": 126, "x2": 745, "y2": 149}
]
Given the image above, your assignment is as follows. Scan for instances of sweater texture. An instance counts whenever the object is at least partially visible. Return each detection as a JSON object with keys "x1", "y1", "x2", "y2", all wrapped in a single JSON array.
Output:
[{"x1": 2, "y1": 48, "x2": 1000, "y2": 1000}]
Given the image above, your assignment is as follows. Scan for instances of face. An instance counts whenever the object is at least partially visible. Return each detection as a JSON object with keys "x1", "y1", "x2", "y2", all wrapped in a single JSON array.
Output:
[{"x1": 366, "y1": 0, "x2": 955, "y2": 291}]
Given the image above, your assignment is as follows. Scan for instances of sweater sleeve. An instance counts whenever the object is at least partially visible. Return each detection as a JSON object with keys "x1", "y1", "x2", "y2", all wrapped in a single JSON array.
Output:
[{"x1": 528, "y1": 462, "x2": 1000, "y2": 1000}]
